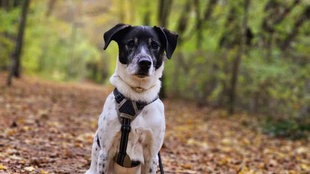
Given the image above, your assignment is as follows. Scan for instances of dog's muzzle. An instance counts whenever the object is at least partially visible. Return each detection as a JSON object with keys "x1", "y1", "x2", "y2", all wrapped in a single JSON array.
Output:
[{"x1": 136, "y1": 56, "x2": 152, "y2": 76}]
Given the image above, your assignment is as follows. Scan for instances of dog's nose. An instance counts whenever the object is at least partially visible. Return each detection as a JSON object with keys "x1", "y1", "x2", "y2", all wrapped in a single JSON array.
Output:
[{"x1": 138, "y1": 58, "x2": 151, "y2": 70}]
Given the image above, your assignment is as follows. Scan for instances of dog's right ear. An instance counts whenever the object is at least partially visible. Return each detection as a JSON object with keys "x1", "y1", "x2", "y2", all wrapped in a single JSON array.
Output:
[{"x1": 103, "y1": 24, "x2": 132, "y2": 50}]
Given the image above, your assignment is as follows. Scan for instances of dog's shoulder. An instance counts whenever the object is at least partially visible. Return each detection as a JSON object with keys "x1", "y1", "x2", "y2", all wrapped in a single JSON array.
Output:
[{"x1": 98, "y1": 93, "x2": 117, "y2": 125}]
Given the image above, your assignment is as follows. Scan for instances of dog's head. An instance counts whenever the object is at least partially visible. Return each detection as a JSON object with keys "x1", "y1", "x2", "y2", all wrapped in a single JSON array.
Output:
[{"x1": 104, "y1": 24, "x2": 178, "y2": 79}]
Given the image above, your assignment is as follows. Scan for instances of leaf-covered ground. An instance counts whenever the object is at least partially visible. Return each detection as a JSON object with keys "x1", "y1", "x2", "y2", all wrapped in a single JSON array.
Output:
[{"x1": 0, "y1": 75, "x2": 309, "y2": 174}]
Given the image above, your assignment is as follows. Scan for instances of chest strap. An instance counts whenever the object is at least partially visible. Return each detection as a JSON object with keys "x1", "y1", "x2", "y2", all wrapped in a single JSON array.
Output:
[
  {"x1": 114, "y1": 88, "x2": 148, "y2": 122},
  {"x1": 113, "y1": 88, "x2": 158, "y2": 168}
]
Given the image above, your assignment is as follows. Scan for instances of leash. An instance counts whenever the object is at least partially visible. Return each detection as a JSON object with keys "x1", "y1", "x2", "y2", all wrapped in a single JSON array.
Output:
[
  {"x1": 158, "y1": 152, "x2": 164, "y2": 174},
  {"x1": 113, "y1": 88, "x2": 164, "y2": 173}
]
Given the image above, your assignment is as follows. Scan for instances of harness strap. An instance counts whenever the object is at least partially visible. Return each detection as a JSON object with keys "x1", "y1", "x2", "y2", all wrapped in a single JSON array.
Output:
[
  {"x1": 113, "y1": 88, "x2": 163, "y2": 173},
  {"x1": 116, "y1": 118, "x2": 131, "y2": 166},
  {"x1": 158, "y1": 152, "x2": 164, "y2": 174}
]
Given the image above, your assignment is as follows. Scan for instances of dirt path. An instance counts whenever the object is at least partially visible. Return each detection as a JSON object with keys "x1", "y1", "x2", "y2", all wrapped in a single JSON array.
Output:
[{"x1": 0, "y1": 75, "x2": 309, "y2": 174}]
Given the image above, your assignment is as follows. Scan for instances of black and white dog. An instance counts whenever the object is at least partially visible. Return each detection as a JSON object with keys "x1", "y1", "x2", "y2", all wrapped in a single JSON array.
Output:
[{"x1": 85, "y1": 24, "x2": 178, "y2": 174}]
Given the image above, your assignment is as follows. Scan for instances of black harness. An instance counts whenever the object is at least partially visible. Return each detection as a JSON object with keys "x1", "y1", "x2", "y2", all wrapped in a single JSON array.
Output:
[{"x1": 113, "y1": 88, "x2": 164, "y2": 173}]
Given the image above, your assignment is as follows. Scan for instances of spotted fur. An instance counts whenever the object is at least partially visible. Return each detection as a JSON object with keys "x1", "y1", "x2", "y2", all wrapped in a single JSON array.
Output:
[{"x1": 85, "y1": 24, "x2": 178, "y2": 174}]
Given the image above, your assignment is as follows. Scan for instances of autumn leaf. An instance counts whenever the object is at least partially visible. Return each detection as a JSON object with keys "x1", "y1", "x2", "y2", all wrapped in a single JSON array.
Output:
[
  {"x1": 24, "y1": 166, "x2": 35, "y2": 172},
  {"x1": 40, "y1": 169, "x2": 49, "y2": 174},
  {"x1": 0, "y1": 164, "x2": 7, "y2": 170}
]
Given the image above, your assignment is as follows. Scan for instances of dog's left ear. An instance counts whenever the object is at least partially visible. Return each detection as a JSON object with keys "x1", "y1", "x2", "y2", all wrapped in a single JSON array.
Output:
[
  {"x1": 103, "y1": 23, "x2": 132, "y2": 50},
  {"x1": 153, "y1": 26, "x2": 178, "y2": 59}
]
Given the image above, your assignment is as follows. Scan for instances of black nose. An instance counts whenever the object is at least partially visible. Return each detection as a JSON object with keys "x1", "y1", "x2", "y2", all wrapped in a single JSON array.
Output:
[{"x1": 138, "y1": 58, "x2": 151, "y2": 70}]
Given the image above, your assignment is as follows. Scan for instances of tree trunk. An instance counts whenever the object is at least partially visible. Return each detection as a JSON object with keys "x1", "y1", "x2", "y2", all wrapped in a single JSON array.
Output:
[
  {"x1": 45, "y1": 0, "x2": 57, "y2": 17},
  {"x1": 158, "y1": 0, "x2": 172, "y2": 27},
  {"x1": 228, "y1": 0, "x2": 250, "y2": 114},
  {"x1": 143, "y1": 1, "x2": 151, "y2": 25},
  {"x1": 7, "y1": 0, "x2": 30, "y2": 86},
  {"x1": 0, "y1": 0, "x2": 9, "y2": 10},
  {"x1": 195, "y1": 0, "x2": 217, "y2": 48},
  {"x1": 261, "y1": 0, "x2": 300, "y2": 58},
  {"x1": 157, "y1": 0, "x2": 173, "y2": 98},
  {"x1": 280, "y1": 6, "x2": 310, "y2": 50},
  {"x1": 0, "y1": 0, "x2": 22, "y2": 10}
]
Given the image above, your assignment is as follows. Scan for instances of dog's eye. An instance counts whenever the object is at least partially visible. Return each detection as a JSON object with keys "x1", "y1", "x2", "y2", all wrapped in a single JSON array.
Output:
[
  {"x1": 150, "y1": 41, "x2": 159, "y2": 50},
  {"x1": 126, "y1": 40, "x2": 135, "y2": 49}
]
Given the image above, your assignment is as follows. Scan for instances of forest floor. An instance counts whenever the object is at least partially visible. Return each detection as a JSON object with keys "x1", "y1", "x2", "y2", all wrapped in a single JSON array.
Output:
[{"x1": 0, "y1": 74, "x2": 309, "y2": 174}]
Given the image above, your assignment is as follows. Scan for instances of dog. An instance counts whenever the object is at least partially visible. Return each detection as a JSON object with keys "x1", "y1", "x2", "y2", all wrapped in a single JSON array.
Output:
[{"x1": 85, "y1": 24, "x2": 178, "y2": 174}]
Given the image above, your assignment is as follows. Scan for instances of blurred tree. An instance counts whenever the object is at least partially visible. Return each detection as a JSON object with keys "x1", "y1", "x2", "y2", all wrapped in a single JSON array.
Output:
[
  {"x1": 0, "y1": 0, "x2": 22, "y2": 71},
  {"x1": 261, "y1": 0, "x2": 301, "y2": 60},
  {"x1": 157, "y1": 0, "x2": 173, "y2": 98},
  {"x1": 0, "y1": 0, "x2": 23, "y2": 10},
  {"x1": 194, "y1": 0, "x2": 217, "y2": 48},
  {"x1": 7, "y1": 0, "x2": 30, "y2": 86},
  {"x1": 280, "y1": 5, "x2": 310, "y2": 50},
  {"x1": 228, "y1": 0, "x2": 251, "y2": 114},
  {"x1": 45, "y1": 0, "x2": 56, "y2": 17}
]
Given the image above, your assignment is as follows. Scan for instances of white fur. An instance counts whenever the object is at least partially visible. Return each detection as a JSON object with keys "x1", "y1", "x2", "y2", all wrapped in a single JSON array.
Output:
[
  {"x1": 85, "y1": 58, "x2": 166, "y2": 174},
  {"x1": 111, "y1": 57, "x2": 163, "y2": 102}
]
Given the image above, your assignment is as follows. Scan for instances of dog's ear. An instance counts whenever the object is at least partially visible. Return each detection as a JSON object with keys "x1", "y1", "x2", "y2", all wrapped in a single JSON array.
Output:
[
  {"x1": 153, "y1": 26, "x2": 178, "y2": 59},
  {"x1": 103, "y1": 24, "x2": 132, "y2": 50}
]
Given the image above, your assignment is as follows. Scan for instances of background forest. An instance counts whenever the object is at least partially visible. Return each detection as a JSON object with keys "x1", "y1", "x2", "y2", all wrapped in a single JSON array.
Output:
[{"x1": 0, "y1": 0, "x2": 309, "y2": 138}]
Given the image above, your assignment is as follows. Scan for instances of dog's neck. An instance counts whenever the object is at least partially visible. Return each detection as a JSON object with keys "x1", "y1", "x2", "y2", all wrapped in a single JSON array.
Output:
[
  {"x1": 110, "y1": 58, "x2": 164, "y2": 102},
  {"x1": 110, "y1": 74, "x2": 161, "y2": 102}
]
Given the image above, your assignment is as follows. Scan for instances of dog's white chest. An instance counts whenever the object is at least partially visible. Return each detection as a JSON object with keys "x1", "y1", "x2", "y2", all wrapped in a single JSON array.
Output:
[{"x1": 97, "y1": 93, "x2": 165, "y2": 164}]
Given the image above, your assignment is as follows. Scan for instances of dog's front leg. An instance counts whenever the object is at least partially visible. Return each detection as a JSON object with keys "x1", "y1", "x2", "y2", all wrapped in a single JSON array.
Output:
[
  {"x1": 86, "y1": 132, "x2": 102, "y2": 174},
  {"x1": 96, "y1": 150, "x2": 108, "y2": 174},
  {"x1": 143, "y1": 155, "x2": 158, "y2": 174},
  {"x1": 86, "y1": 131, "x2": 110, "y2": 174}
]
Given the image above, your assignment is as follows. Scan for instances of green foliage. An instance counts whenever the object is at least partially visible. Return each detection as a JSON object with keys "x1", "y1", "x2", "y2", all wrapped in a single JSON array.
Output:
[
  {"x1": 0, "y1": 8, "x2": 20, "y2": 69},
  {"x1": 240, "y1": 53, "x2": 309, "y2": 117},
  {"x1": 21, "y1": 1, "x2": 102, "y2": 81},
  {"x1": 0, "y1": 8, "x2": 20, "y2": 34},
  {"x1": 262, "y1": 118, "x2": 309, "y2": 140},
  {"x1": 164, "y1": 0, "x2": 309, "y2": 137}
]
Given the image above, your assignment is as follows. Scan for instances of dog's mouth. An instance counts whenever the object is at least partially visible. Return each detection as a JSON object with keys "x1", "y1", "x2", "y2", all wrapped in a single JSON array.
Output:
[{"x1": 134, "y1": 73, "x2": 149, "y2": 78}]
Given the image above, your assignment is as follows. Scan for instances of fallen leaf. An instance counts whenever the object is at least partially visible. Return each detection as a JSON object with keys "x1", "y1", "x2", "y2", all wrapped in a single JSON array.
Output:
[
  {"x1": 0, "y1": 164, "x2": 7, "y2": 170},
  {"x1": 40, "y1": 169, "x2": 49, "y2": 174},
  {"x1": 24, "y1": 166, "x2": 35, "y2": 172}
]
